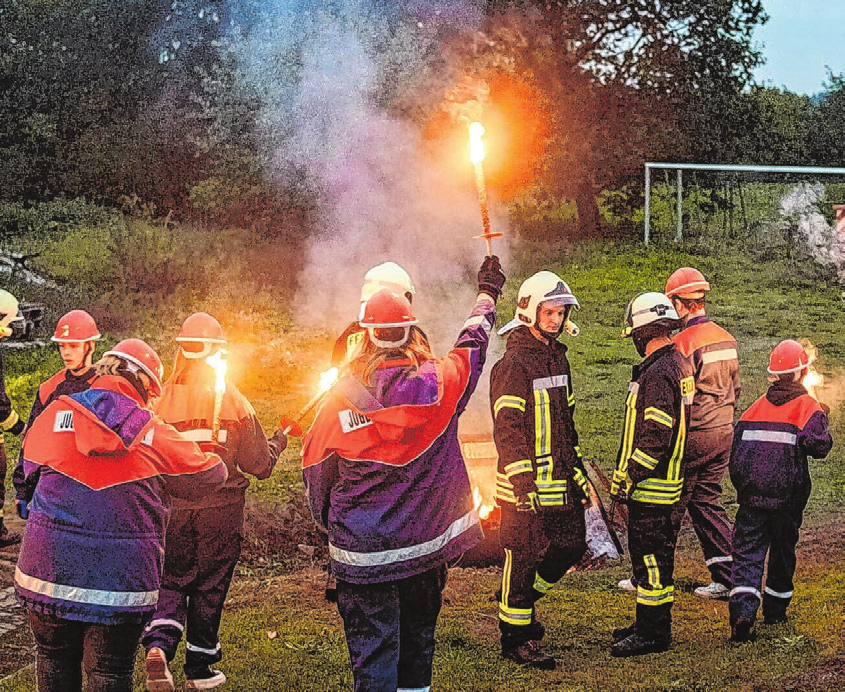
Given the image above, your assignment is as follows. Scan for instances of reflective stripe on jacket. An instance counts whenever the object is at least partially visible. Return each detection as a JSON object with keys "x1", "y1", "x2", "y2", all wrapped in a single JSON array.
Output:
[
  {"x1": 615, "y1": 344, "x2": 695, "y2": 506},
  {"x1": 302, "y1": 297, "x2": 495, "y2": 584},
  {"x1": 730, "y1": 381, "x2": 832, "y2": 510},
  {"x1": 154, "y1": 370, "x2": 275, "y2": 508},
  {"x1": 490, "y1": 327, "x2": 588, "y2": 509},
  {"x1": 15, "y1": 375, "x2": 227, "y2": 624},
  {"x1": 673, "y1": 316, "x2": 741, "y2": 430}
]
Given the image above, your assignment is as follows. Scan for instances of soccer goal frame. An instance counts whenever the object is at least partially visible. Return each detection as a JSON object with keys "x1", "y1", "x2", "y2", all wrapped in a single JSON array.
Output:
[{"x1": 643, "y1": 162, "x2": 845, "y2": 245}]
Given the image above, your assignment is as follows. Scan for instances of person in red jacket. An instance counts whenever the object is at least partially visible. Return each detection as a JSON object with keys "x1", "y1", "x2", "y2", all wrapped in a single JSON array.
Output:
[
  {"x1": 141, "y1": 313, "x2": 286, "y2": 692},
  {"x1": 728, "y1": 340, "x2": 832, "y2": 642},
  {"x1": 0, "y1": 289, "x2": 27, "y2": 546},
  {"x1": 16, "y1": 338, "x2": 227, "y2": 692},
  {"x1": 13, "y1": 310, "x2": 102, "y2": 520}
]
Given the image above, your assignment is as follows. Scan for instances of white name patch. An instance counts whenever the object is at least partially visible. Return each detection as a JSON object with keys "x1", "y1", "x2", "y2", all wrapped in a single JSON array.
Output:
[
  {"x1": 53, "y1": 410, "x2": 74, "y2": 432},
  {"x1": 339, "y1": 409, "x2": 373, "y2": 434}
]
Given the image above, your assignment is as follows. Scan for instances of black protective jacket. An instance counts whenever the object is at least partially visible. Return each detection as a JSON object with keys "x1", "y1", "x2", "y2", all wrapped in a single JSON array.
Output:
[
  {"x1": 613, "y1": 344, "x2": 695, "y2": 507},
  {"x1": 490, "y1": 327, "x2": 588, "y2": 510}
]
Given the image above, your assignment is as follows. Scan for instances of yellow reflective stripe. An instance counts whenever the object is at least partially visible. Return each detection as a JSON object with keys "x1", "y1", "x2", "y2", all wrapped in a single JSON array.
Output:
[
  {"x1": 536, "y1": 480, "x2": 567, "y2": 492},
  {"x1": 495, "y1": 474, "x2": 517, "y2": 503},
  {"x1": 568, "y1": 392, "x2": 576, "y2": 407},
  {"x1": 504, "y1": 460, "x2": 533, "y2": 478},
  {"x1": 631, "y1": 479, "x2": 683, "y2": 504},
  {"x1": 637, "y1": 585, "x2": 674, "y2": 606},
  {"x1": 501, "y1": 548, "x2": 512, "y2": 607},
  {"x1": 537, "y1": 494, "x2": 566, "y2": 507},
  {"x1": 573, "y1": 468, "x2": 589, "y2": 495},
  {"x1": 574, "y1": 445, "x2": 582, "y2": 458},
  {"x1": 644, "y1": 554, "x2": 661, "y2": 588},
  {"x1": 618, "y1": 388, "x2": 638, "y2": 477},
  {"x1": 494, "y1": 395, "x2": 526, "y2": 417},
  {"x1": 534, "y1": 573, "x2": 554, "y2": 593},
  {"x1": 669, "y1": 403, "x2": 686, "y2": 482},
  {"x1": 534, "y1": 389, "x2": 552, "y2": 458},
  {"x1": 0, "y1": 409, "x2": 19, "y2": 431},
  {"x1": 536, "y1": 455, "x2": 552, "y2": 484},
  {"x1": 498, "y1": 605, "x2": 533, "y2": 625},
  {"x1": 632, "y1": 448, "x2": 659, "y2": 470},
  {"x1": 644, "y1": 406, "x2": 673, "y2": 427}
]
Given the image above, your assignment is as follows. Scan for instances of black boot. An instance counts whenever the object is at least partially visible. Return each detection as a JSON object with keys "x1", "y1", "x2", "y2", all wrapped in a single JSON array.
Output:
[
  {"x1": 612, "y1": 623, "x2": 636, "y2": 642},
  {"x1": 611, "y1": 633, "x2": 671, "y2": 657},
  {"x1": 730, "y1": 619, "x2": 756, "y2": 643},
  {"x1": 502, "y1": 640, "x2": 556, "y2": 670}
]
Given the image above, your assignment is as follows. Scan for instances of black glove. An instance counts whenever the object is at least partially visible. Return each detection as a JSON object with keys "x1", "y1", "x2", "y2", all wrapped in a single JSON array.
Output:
[
  {"x1": 477, "y1": 255, "x2": 505, "y2": 301},
  {"x1": 268, "y1": 428, "x2": 288, "y2": 455},
  {"x1": 515, "y1": 492, "x2": 540, "y2": 514},
  {"x1": 8, "y1": 418, "x2": 25, "y2": 437}
]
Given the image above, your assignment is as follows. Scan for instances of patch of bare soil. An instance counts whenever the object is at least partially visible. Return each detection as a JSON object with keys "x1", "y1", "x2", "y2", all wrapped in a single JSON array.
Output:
[
  {"x1": 757, "y1": 656, "x2": 845, "y2": 691},
  {"x1": 241, "y1": 494, "x2": 328, "y2": 566}
]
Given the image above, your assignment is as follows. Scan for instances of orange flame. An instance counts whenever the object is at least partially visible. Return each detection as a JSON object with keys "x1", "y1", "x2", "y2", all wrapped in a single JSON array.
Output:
[
  {"x1": 206, "y1": 351, "x2": 227, "y2": 397},
  {"x1": 319, "y1": 367, "x2": 339, "y2": 394},
  {"x1": 469, "y1": 121, "x2": 485, "y2": 164},
  {"x1": 472, "y1": 486, "x2": 494, "y2": 521}
]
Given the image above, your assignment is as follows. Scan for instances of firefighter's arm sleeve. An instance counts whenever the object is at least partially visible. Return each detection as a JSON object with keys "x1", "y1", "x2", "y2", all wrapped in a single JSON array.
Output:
[
  {"x1": 800, "y1": 410, "x2": 833, "y2": 459},
  {"x1": 567, "y1": 377, "x2": 590, "y2": 499},
  {"x1": 303, "y1": 453, "x2": 340, "y2": 532},
  {"x1": 235, "y1": 414, "x2": 276, "y2": 480},
  {"x1": 626, "y1": 371, "x2": 678, "y2": 485},
  {"x1": 492, "y1": 357, "x2": 537, "y2": 496}
]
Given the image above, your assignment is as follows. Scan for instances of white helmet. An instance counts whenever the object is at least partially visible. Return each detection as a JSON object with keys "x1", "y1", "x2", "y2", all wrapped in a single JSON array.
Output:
[
  {"x1": 360, "y1": 262, "x2": 415, "y2": 304},
  {"x1": 0, "y1": 289, "x2": 22, "y2": 338},
  {"x1": 622, "y1": 292, "x2": 679, "y2": 337},
  {"x1": 498, "y1": 271, "x2": 579, "y2": 335}
]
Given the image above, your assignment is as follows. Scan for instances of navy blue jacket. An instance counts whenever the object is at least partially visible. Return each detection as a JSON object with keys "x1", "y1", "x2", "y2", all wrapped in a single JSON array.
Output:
[{"x1": 730, "y1": 381, "x2": 832, "y2": 511}]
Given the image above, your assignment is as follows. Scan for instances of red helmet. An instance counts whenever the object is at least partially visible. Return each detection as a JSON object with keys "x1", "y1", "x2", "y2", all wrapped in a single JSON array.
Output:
[
  {"x1": 768, "y1": 340, "x2": 812, "y2": 376},
  {"x1": 359, "y1": 289, "x2": 417, "y2": 349},
  {"x1": 359, "y1": 289, "x2": 418, "y2": 329},
  {"x1": 665, "y1": 267, "x2": 711, "y2": 299},
  {"x1": 51, "y1": 310, "x2": 101, "y2": 343},
  {"x1": 104, "y1": 338, "x2": 164, "y2": 396},
  {"x1": 176, "y1": 312, "x2": 226, "y2": 359}
]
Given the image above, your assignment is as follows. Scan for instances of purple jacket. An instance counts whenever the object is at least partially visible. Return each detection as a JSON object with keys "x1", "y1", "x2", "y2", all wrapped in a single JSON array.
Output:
[
  {"x1": 302, "y1": 296, "x2": 495, "y2": 584},
  {"x1": 15, "y1": 376, "x2": 227, "y2": 624}
]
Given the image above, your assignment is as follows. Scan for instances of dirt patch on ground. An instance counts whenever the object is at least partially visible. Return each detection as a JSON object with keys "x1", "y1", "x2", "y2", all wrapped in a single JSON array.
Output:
[{"x1": 757, "y1": 656, "x2": 845, "y2": 691}]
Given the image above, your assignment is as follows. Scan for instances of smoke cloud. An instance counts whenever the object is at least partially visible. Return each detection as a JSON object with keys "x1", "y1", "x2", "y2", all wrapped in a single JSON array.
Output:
[
  {"x1": 781, "y1": 182, "x2": 845, "y2": 280},
  {"x1": 229, "y1": 1, "x2": 507, "y2": 341},
  {"x1": 228, "y1": 0, "x2": 507, "y2": 433}
]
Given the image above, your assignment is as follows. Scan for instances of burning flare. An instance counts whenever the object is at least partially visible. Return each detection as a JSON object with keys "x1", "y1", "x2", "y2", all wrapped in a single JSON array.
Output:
[
  {"x1": 472, "y1": 486, "x2": 494, "y2": 521},
  {"x1": 206, "y1": 351, "x2": 227, "y2": 443},
  {"x1": 319, "y1": 367, "x2": 340, "y2": 394},
  {"x1": 800, "y1": 339, "x2": 823, "y2": 401},
  {"x1": 469, "y1": 121, "x2": 485, "y2": 164}
]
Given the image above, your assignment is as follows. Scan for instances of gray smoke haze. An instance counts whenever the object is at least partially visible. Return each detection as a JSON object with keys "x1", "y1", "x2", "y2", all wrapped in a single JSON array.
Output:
[
  {"x1": 229, "y1": 1, "x2": 507, "y2": 341},
  {"x1": 781, "y1": 183, "x2": 845, "y2": 280},
  {"x1": 230, "y1": 0, "x2": 508, "y2": 434}
]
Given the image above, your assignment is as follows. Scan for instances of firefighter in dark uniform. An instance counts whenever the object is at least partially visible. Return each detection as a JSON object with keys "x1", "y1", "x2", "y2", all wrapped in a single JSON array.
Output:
[
  {"x1": 610, "y1": 292, "x2": 695, "y2": 657},
  {"x1": 0, "y1": 289, "x2": 27, "y2": 546},
  {"x1": 491, "y1": 271, "x2": 589, "y2": 670},
  {"x1": 667, "y1": 267, "x2": 740, "y2": 599},
  {"x1": 728, "y1": 340, "x2": 832, "y2": 642},
  {"x1": 331, "y1": 261, "x2": 416, "y2": 367}
]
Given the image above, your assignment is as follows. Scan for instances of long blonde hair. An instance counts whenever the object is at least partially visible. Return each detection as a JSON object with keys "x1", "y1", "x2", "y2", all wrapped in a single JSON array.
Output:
[{"x1": 353, "y1": 326, "x2": 434, "y2": 385}]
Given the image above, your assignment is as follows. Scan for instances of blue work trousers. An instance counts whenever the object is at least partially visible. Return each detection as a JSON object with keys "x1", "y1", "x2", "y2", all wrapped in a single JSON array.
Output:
[
  {"x1": 729, "y1": 504, "x2": 803, "y2": 625},
  {"x1": 335, "y1": 565, "x2": 447, "y2": 692}
]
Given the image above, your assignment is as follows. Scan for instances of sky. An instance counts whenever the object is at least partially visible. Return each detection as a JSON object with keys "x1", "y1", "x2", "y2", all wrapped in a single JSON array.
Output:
[{"x1": 752, "y1": 1, "x2": 845, "y2": 95}]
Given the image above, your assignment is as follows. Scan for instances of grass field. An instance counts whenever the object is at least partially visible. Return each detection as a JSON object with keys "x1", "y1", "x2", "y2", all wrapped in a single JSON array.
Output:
[{"x1": 3, "y1": 235, "x2": 845, "y2": 691}]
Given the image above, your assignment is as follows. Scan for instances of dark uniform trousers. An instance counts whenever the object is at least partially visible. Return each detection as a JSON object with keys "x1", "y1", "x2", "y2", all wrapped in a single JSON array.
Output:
[
  {"x1": 629, "y1": 503, "x2": 679, "y2": 641},
  {"x1": 672, "y1": 425, "x2": 734, "y2": 586},
  {"x1": 141, "y1": 502, "x2": 243, "y2": 676},
  {"x1": 729, "y1": 504, "x2": 802, "y2": 626},
  {"x1": 498, "y1": 504, "x2": 587, "y2": 650},
  {"x1": 335, "y1": 565, "x2": 447, "y2": 692}
]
